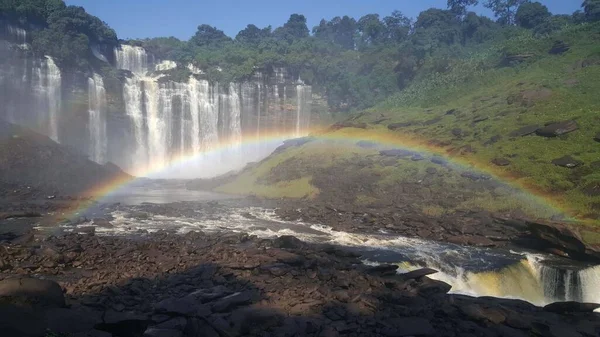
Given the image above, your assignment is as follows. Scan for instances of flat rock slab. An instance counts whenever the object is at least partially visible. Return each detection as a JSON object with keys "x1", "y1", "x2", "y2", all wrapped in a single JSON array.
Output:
[
  {"x1": 400, "y1": 268, "x2": 438, "y2": 280},
  {"x1": 552, "y1": 155, "x2": 583, "y2": 168},
  {"x1": 510, "y1": 125, "x2": 540, "y2": 137},
  {"x1": 544, "y1": 301, "x2": 600, "y2": 313},
  {"x1": 536, "y1": 120, "x2": 578, "y2": 137}
]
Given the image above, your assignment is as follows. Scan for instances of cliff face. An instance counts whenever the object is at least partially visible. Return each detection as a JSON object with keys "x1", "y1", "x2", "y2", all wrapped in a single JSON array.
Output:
[{"x1": 0, "y1": 23, "x2": 314, "y2": 178}]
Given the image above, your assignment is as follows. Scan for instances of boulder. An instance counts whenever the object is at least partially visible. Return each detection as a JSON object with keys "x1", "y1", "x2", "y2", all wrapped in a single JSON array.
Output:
[
  {"x1": 272, "y1": 235, "x2": 304, "y2": 249},
  {"x1": 510, "y1": 125, "x2": 540, "y2": 137},
  {"x1": 527, "y1": 221, "x2": 587, "y2": 257},
  {"x1": 544, "y1": 301, "x2": 600, "y2": 313},
  {"x1": 491, "y1": 158, "x2": 511, "y2": 166},
  {"x1": 0, "y1": 277, "x2": 65, "y2": 308},
  {"x1": 551, "y1": 155, "x2": 583, "y2": 168},
  {"x1": 536, "y1": 120, "x2": 578, "y2": 137},
  {"x1": 416, "y1": 278, "x2": 452, "y2": 296},
  {"x1": 365, "y1": 264, "x2": 399, "y2": 277}
]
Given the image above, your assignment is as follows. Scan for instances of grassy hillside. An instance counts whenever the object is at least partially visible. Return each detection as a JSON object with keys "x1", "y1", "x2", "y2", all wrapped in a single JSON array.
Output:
[{"x1": 214, "y1": 23, "x2": 600, "y2": 240}]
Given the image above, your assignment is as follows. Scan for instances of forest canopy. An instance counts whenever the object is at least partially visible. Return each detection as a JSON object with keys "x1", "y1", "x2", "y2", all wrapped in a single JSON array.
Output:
[{"x1": 1, "y1": 0, "x2": 598, "y2": 112}]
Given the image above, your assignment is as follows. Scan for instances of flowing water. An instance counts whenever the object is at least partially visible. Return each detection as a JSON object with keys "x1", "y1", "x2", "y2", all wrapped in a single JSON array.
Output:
[
  {"x1": 88, "y1": 74, "x2": 107, "y2": 164},
  {"x1": 58, "y1": 185, "x2": 600, "y2": 311}
]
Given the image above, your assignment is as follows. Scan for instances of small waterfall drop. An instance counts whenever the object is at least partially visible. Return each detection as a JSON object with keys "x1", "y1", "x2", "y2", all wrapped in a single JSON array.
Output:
[
  {"x1": 6, "y1": 25, "x2": 27, "y2": 44},
  {"x1": 88, "y1": 74, "x2": 107, "y2": 164},
  {"x1": 115, "y1": 45, "x2": 149, "y2": 75}
]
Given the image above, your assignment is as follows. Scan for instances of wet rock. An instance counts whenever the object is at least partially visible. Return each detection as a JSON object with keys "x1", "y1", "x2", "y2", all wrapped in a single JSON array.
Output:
[
  {"x1": 211, "y1": 291, "x2": 252, "y2": 312},
  {"x1": 380, "y1": 149, "x2": 414, "y2": 158},
  {"x1": 388, "y1": 122, "x2": 414, "y2": 130},
  {"x1": 491, "y1": 157, "x2": 511, "y2": 166},
  {"x1": 0, "y1": 277, "x2": 65, "y2": 308},
  {"x1": 510, "y1": 125, "x2": 540, "y2": 137},
  {"x1": 549, "y1": 40, "x2": 570, "y2": 55},
  {"x1": 527, "y1": 221, "x2": 587, "y2": 258},
  {"x1": 551, "y1": 155, "x2": 583, "y2": 168},
  {"x1": 416, "y1": 278, "x2": 452, "y2": 296},
  {"x1": 365, "y1": 264, "x2": 398, "y2": 277},
  {"x1": 272, "y1": 235, "x2": 304, "y2": 249},
  {"x1": 76, "y1": 226, "x2": 96, "y2": 235},
  {"x1": 536, "y1": 120, "x2": 578, "y2": 137},
  {"x1": 544, "y1": 301, "x2": 600, "y2": 313},
  {"x1": 400, "y1": 268, "x2": 438, "y2": 280}
]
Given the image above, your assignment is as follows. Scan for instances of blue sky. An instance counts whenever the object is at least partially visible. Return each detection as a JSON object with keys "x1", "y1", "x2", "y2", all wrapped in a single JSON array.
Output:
[{"x1": 65, "y1": 0, "x2": 582, "y2": 40}]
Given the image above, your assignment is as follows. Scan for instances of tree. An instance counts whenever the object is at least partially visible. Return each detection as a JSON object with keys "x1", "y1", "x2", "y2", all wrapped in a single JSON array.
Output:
[
  {"x1": 484, "y1": 0, "x2": 531, "y2": 25},
  {"x1": 313, "y1": 16, "x2": 357, "y2": 50},
  {"x1": 515, "y1": 2, "x2": 551, "y2": 29},
  {"x1": 447, "y1": 0, "x2": 479, "y2": 15},
  {"x1": 383, "y1": 11, "x2": 411, "y2": 43},
  {"x1": 235, "y1": 24, "x2": 272, "y2": 45},
  {"x1": 274, "y1": 14, "x2": 309, "y2": 43},
  {"x1": 190, "y1": 24, "x2": 231, "y2": 47},
  {"x1": 357, "y1": 14, "x2": 387, "y2": 48},
  {"x1": 583, "y1": 0, "x2": 600, "y2": 21}
]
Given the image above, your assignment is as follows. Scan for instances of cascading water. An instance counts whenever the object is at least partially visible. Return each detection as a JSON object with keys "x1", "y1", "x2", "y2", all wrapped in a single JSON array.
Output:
[
  {"x1": 115, "y1": 45, "x2": 149, "y2": 75},
  {"x1": 88, "y1": 74, "x2": 107, "y2": 164},
  {"x1": 32, "y1": 56, "x2": 62, "y2": 142},
  {"x1": 6, "y1": 25, "x2": 27, "y2": 44}
]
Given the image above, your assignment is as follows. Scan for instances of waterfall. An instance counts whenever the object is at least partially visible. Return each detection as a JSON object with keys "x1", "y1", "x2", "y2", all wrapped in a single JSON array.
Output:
[
  {"x1": 6, "y1": 25, "x2": 26, "y2": 44},
  {"x1": 123, "y1": 77, "x2": 147, "y2": 170},
  {"x1": 115, "y1": 45, "x2": 149, "y2": 75},
  {"x1": 88, "y1": 74, "x2": 107, "y2": 164},
  {"x1": 296, "y1": 85, "x2": 312, "y2": 137},
  {"x1": 31, "y1": 56, "x2": 61, "y2": 142}
]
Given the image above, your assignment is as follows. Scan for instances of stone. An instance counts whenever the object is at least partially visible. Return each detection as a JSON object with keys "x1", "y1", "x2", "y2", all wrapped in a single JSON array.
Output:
[
  {"x1": 423, "y1": 117, "x2": 442, "y2": 125},
  {"x1": 594, "y1": 132, "x2": 600, "y2": 143},
  {"x1": 400, "y1": 268, "x2": 438, "y2": 280},
  {"x1": 154, "y1": 317, "x2": 187, "y2": 331},
  {"x1": 510, "y1": 125, "x2": 540, "y2": 137},
  {"x1": 272, "y1": 235, "x2": 304, "y2": 249},
  {"x1": 0, "y1": 277, "x2": 65, "y2": 308},
  {"x1": 431, "y1": 156, "x2": 448, "y2": 166},
  {"x1": 445, "y1": 109, "x2": 457, "y2": 115},
  {"x1": 459, "y1": 304, "x2": 506, "y2": 324},
  {"x1": 211, "y1": 291, "x2": 252, "y2": 312},
  {"x1": 543, "y1": 301, "x2": 600, "y2": 313},
  {"x1": 229, "y1": 307, "x2": 284, "y2": 335},
  {"x1": 388, "y1": 122, "x2": 414, "y2": 130},
  {"x1": 491, "y1": 158, "x2": 511, "y2": 166},
  {"x1": 473, "y1": 116, "x2": 488, "y2": 123},
  {"x1": 99, "y1": 310, "x2": 149, "y2": 336},
  {"x1": 411, "y1": 154, "x2": 425, "y2": 161},
  {"x1": 417, "y1": 278, "x2": 452, "y2": 296},
  {"x1": 551, "y1": 155, "x2": 583, "y2": 168},
  {"x1": 426, "y1": 167, "x2": 437, "y2": 175},
  {"x1": 77, "y1": 226, "x2": 96, "y2": 235},
  {"x1": 188, "y1": 286, "x2": 229, "y2": 303},
  {"x1": 536, "y1": 120, "x2": 578, "y2": 137}
]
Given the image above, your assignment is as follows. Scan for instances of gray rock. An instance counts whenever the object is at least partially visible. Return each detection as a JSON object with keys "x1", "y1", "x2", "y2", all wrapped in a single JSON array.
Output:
[
  {"x1": 491, "y1": 157, "x2": 511, "y2": 166},
  {"x1": 388, "y1": 317, "x2": 435, "y2": 336},
  {"x1": 551, "y1": 155, "x2": 583, "y2": 168},
  {"x1": 400, "y1": 268, "x2": 438, "y2": 280},
  {"x1": 536, "y1": 120, "x2": 578, "y2": 137},
  {"x1": 143, "y1": 328, "x2": 183, "y2": 337},
  {"x1": 0, "y1": 277, "x2": 65, "y2": 308},
  {"x1": 154, "y1": 297, "x2": 211, "y2": 317},
  {"x1": 510, "y1": 125, "x2": 539, "y2": 137}
]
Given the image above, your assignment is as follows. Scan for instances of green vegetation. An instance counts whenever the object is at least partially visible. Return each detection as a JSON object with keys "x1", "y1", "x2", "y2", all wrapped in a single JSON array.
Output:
[{"x1": 0, "y1": 0, "x2": 118, "y2": 68}]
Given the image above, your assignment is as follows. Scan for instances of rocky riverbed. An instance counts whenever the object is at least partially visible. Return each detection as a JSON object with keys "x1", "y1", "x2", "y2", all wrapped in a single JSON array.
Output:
[{"x1": 1, "y1": 229, "x2": 599, "y2": 337}]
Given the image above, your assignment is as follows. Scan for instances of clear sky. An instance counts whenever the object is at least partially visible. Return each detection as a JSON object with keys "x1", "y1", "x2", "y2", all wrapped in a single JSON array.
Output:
[{"x1": 65, "y1": 0, "x2": 582, "y2": 40}]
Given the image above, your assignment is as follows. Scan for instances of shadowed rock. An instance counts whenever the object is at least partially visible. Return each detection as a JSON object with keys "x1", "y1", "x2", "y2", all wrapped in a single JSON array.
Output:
[
  {"x1": 0, "y1": 277, "x2": 65, "y2": 308},
  {"x1": 536, "y1": 120, "x2": 578, "y2": 137},
  {"x1": 400, "y1": 268, "x2": 438, "y2": 280},
  {"x1": 544, "y1": 301, "x2": 600, "y2": 313},
  {"x1": 551, "y1": 155, "x2": 582, "y2": 168},
  {"x1": 594, "y1": 132, "x2": 600, "y2": 143}
]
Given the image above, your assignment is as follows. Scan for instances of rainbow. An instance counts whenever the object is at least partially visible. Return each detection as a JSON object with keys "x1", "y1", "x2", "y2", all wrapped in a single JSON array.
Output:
[{"x1": 67, "y1": 127, "x2": 571, "y2": 220}]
